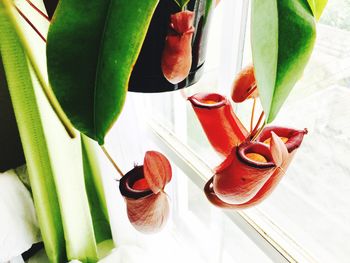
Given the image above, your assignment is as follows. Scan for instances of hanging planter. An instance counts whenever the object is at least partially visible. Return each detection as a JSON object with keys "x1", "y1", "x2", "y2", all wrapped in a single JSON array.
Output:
[{"x1": 129, "y1": 0, "x2": 216, "y2": 92}]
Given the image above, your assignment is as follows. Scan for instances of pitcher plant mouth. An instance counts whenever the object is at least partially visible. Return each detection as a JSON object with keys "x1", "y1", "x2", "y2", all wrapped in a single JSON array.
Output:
[
  {"x1": 213, "y1": 142, "x2": 277, "y2": 205},
  {"x1": 257, "y1": 126, "x2": 308, "y2": 153},
  {"x1": 188, "y1": 92, "x2": 227, "y2": 109},
  {"x1": 119, "y1": 166, "x2": 153, "y2": 200},
  {"x1": 237, "y1": 142, "x2": 275, "y2": 168}
]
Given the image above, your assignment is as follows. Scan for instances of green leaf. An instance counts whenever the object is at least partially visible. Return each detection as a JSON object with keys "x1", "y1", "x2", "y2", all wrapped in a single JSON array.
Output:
[
  {"x1": 251, "y1": 0, "x2": 316, "y2": 123},
  {"x1": 1, "y1": 1, "x2": 101, "y2": 261},
  {"x1": 306, "y1": 0, "x2": 328, "y2": 20},
  {"x1": 47, "y1": 0, "x2": 159, "y2": 145},
  {"x1": 81, "y1": 134, "x2": 114, "y2": 257},
  {"x1": 0, "y1": 3, "x2": 65, "y2": 261},
  {"x1": 173, "y1": 0, "x2": 191, "y2": 9},
  {"x1": 204, "y1": 0, "x2": 215, "y2": 24},
  {"x1": 1, "y1": 2, "x2": 76, "y2": 138}
]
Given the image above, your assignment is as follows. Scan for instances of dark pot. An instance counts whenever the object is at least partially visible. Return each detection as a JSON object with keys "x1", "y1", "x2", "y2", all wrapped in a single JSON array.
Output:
[{"x1": 128, "y1": 0, "x2": 215, "y2": 93}]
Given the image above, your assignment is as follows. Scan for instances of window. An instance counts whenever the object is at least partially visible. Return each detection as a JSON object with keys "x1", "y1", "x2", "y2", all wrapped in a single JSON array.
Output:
[{"x1": 105, "y1": 0, "x2": 350, "y2": 262}]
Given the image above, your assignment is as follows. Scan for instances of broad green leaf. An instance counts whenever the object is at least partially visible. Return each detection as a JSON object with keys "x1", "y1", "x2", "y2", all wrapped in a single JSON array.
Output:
[
  {"x1": 0, "y1": 3, "x2": 65, "y2": 261},
  {"x1": 1, "y1": 1, "x2": 100, "y2": 262},
  {"x1": 307, "y1": 0, "x2": 328, "y2": 20},
  {"x1": 47, "y1": 0, "x2": 159, "y2": 145},
  {"x1": 251, "y1": 0, "x2": 316, "y2": 123},
  {"x1": 81, "y1": 134, "x2": 114, "y2": 257},
  {"x1": 173, "y1": 0, "x2": 191, "y2": 9}
]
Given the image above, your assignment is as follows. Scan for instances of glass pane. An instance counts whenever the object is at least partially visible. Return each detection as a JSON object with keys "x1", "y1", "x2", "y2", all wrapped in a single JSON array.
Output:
[
  {"x1": 104, "y1": 107, "x2": 273, "y2": 262},
  {"x1": 238, "y1": 1, "x2": 350, "y2": 262},
  {"x1": 146, "y1": 0, "x2": 350, "y2": 262},
  {"x1": 170, "y1": 167, "x2": 274, "y2": 263}
]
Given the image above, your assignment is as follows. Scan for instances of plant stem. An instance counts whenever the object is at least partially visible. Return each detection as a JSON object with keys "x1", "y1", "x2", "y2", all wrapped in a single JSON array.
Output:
[
  {"x1": 251, "y1": 111, "x2": 264, "y2": 135},
  {"x1": 250, "y1": 98, "x2": 256, "y2": 133},
  {"x1": 15, "y1": 6, "x2": 46, "y2": 42},
  {"x1": 251, "y1": 122, "x2": 266, "y2": 141},
  {"x1": 5, "y1": 0, "x2": 76, "y2": 138},
  {"x1": 100, "y1": 145, "x2": 124, "y2": 177},
  {"x1": 246, "y1": 83, "x2": 257, "y2": 98},
  {"x1": 24, "y1": 0, "x2": 50, "y2": 21}
]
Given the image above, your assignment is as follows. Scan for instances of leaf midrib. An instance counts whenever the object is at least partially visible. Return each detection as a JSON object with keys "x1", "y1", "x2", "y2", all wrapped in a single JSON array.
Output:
[{"x1": 93, "y1": 0, "x2": 114, "y2": 143}]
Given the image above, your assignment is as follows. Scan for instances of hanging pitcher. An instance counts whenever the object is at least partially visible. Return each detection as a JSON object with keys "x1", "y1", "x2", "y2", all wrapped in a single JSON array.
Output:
[{"x1": 128, "y1": 0, "x2": 216, "y2": 92}]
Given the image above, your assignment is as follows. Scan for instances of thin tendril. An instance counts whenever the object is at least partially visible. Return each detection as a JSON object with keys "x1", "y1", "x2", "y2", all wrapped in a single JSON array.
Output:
[
  {"x1": 251, "y1": 111, "x2": 265, "y2": 137},
  {"x1": 101, "y1": 145, "x2": 124, "y2": 177},
  {"x1": 24, "y1": 0, "x2": 50, "y2": 21},
  {"x1": 15, "y1": 6, "x2": 47, "y2": 42},
  {"x1": 250, "y1": 98, "x2": 256, "y2": 133},
  {"x1": 246, "y1": 83, "x2": 257, "y2": 98},
  {"x1": 251, "y1": 122, "x2": 266, "y2": 141}
]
